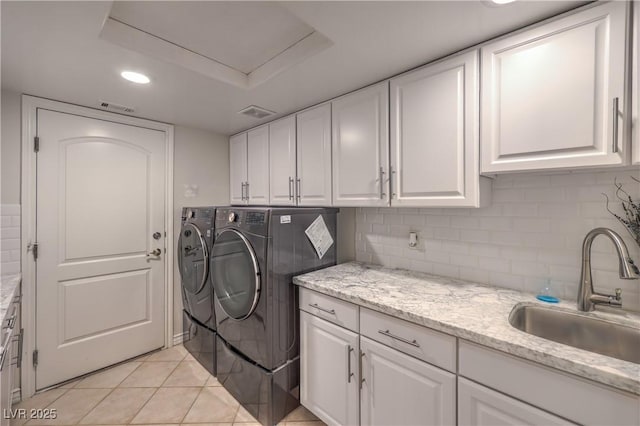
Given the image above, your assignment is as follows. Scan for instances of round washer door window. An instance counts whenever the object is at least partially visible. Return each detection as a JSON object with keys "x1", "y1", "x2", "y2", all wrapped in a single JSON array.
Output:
[
  {"x1": 210, "y1": 229, "x2": 260, "y2": 320},
  {"x1": 177, "y1": 223, "x2": 208, "y2": 295}
]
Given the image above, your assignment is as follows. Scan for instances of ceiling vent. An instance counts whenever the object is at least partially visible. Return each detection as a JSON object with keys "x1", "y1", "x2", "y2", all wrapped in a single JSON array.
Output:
[
  {"x1": 99, "y1": 100, "x2": 135, "y2": 113},
  {"x1": 238, "y1": 105, "x2": 275, "y2": 119}
]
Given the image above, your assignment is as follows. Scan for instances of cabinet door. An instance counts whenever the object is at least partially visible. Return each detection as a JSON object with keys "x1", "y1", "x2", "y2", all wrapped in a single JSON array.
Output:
[
  {"x1": 458, "y1": 378, "x2": 574, "y2": 426},
  {"x1": 481, "y1": 2, "x2": 628, "y2": 172},
  {"x1": 300, "y1": 311, "x2": 359, "y2": 426},
  {"x1": 0, "y1": 329, "x2": 15, "y2": 426},
  {"x1": 247, "y1": 126, "x2": 269, "y2": 205},
  {"x1": 296, "y1": 104, "x2": 332, "y2": 206},
  {"x1": 332, "y1": 82, "x2": 389, "y2": 207},
  {"x1": 390, "y1": 50, "x2": 483, "y2": 207},
  {"x1": 360, "y1": 337, "x2": 456, "y2": 426},
  {"x1": 633, "y1": 2, "x2": 639, "y2": 165},
  {"x1": 229, "y1": 133, "x2": 247, "y2": 205},
  {"x1": 269, "y1": 116, "x2": 297, "y2": 205}
]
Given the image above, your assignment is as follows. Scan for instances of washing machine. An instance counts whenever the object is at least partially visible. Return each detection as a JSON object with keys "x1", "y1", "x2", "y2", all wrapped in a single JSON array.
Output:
[
  {"x1": 178, "y1": 206, "x2": 217, "y2": 375},
  {"x1": 210, "y1": 207, "x2": 338, "y2": 426}
]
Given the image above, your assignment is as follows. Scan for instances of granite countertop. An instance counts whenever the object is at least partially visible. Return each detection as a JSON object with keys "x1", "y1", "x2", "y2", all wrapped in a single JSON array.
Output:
[
  {"x1": 1, "y1": 274, "x2": 21, "y2": 327},
  {"x1": 293, "y1": 262, "x2": 640, "y2": 395}
]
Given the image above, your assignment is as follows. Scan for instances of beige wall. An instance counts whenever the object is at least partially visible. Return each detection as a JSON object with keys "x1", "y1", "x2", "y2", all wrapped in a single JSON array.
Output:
[
  {"x1": 1, "y1": 90, "x2": 21, "y2": 204},
  {"x1": 172, "y1": 125, "x2": 229, "y2": 336}
]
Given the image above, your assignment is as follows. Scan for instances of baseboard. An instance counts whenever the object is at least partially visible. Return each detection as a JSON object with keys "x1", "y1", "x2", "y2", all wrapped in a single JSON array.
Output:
[{"x1": 173, "y1": 331, "x2": 187, "y2": 346}]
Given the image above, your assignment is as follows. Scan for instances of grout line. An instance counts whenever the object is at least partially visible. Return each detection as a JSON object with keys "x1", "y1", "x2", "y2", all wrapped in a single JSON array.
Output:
[
  {"x1": 126, "y1": 385, "x2": 162, "y2": 425},
  {"x1": 178, "y1": 385, "x2": 205, "y2": 424}
]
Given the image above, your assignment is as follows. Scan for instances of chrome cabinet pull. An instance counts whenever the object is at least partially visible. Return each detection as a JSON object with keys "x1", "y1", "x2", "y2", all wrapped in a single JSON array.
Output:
[
  {"x1": 379, "y1": 167, "x2": 386, "y2": 199},
  {"x1": 378, "y1": 329, "x2": 420, "y2": 348},
  {"x1": 240, "y1": 182, "x2": 245, "y2": 201},
  {"x1": 612, "y1": 97, "x2": 619, "y2": 153},
  {"x1": 389, "y1": 167, "x2": 396, "y2": 199},
  {"x1": 347, "y1": 346, "x2": 353, "y2": 383},
  {"x1": 308, "y1": 303, "x2": 335, "y2": 315},
  {"x1": 288, "y1": 177, "x2": 294, "y2": 201},
  {"x1": 245, "y1": 182, "x2": 250, "y2": 201},
  {"x1": 359, "y1": 350, "x2": 365, "y2": 389},
  {"x1": 296, "y1": 178, "x2": 301, "y2": 202}
]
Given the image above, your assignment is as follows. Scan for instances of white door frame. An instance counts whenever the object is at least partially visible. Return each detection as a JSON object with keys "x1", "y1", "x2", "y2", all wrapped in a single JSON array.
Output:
[{"x1": 20, "y1": 95, "x2": 175, "y2": 398}]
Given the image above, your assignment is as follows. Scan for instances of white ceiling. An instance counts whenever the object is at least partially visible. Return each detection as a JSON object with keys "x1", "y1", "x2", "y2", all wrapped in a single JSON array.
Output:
[{"x1": 1, "y1": 1, "x2": 586, "y2": 136}]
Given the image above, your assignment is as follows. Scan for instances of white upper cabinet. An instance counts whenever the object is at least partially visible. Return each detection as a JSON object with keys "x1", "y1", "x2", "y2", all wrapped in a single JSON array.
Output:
[
  {"x1": 296, "y1": 104, "x2": 332, "y2": 206},
  {"x1": 229, "y1": 132, "x2": 248, "y2": 205},
  {"x1": 481, "y1": 2, "x2": 629, "y2": 173},
  {"x1": 390, "y1": 49, "x2": 487, "y2": 207},
  {"x1": 633, "y1": 2, "x2": 639, "y2": 166},
  {"x1": 332, "y1": 82, "x2": 389, "y2": 207},
  {"x1": 246, "y1": 126, "x2": 269, "y2": 205},
  {"x1": 269, "y1": 116, "x2": 297, "y2": 205}
]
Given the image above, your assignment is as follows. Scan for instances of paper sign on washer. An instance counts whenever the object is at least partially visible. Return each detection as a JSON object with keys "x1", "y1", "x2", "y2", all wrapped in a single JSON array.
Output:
[{"x1": 305, "y1": 215, "x2": 334, "y2": 259}]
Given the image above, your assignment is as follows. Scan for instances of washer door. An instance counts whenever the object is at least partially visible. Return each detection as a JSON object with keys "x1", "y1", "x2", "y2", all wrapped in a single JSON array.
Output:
[
  {"x1": 210, "y1": 229, "x2": 261, "y2": 320},
  {"x1": 178, "y1": 223, "x2": 209, "y2": 295}
]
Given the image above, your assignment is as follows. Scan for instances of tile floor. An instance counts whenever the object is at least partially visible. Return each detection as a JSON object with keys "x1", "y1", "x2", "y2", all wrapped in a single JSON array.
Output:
[{"x1": 12, "y1": 345, "x2": 325, "y2": 426}]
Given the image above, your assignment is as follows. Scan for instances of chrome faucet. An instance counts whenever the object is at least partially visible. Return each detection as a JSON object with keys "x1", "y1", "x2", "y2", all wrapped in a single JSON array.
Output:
[{"x1": 578, "y1": 228, "x2": 640, "y2": 312}]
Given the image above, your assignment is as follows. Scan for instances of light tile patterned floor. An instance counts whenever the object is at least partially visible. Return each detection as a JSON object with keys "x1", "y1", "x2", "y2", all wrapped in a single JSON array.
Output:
[{"x1": 12, "y1": 345, "x2": 324, "y2": 426}]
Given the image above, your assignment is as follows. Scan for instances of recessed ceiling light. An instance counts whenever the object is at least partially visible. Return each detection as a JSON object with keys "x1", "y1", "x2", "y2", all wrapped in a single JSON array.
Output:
[
  {"x1": 491, "y1": 0, "x2": 516, "y2": 4},
  {"x1": 121, "y1": 71, "x2": 150, "y2": 84}
]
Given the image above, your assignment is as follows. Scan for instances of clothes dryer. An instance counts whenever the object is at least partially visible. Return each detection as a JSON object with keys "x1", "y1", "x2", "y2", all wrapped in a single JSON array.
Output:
[{"x1": 210, "y1": 207, "x2": 337, "y2": 425}]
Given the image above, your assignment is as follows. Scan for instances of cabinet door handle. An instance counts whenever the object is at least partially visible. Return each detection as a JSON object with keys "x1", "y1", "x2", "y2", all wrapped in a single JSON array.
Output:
[
  {"x1": 296, "y1": 178, "x2": 301, "y2": 202},
  {"x1": 359, "y1": 350, "x2": 366, "y2": 389},
  {"x1": 389, "y1": 167, "x2": 396, "y2": 199},
  {"x1": 346, "y1": 345, "x2": 354, "y2": 383},
  {"x1": 245, "y1": 182, "x2": 250, "y2": 201},
  {"x1": 308, "y1": 303, "x2": 335, "y2": 315},
  {"x1": 612, "y1": 97, "x2": 619, "y2": 153},
  {"x1": 240, "y1": 182, "x2": 245, "y2": 201},
  {"x1": 288, "y1": 177, "x2": 294, "y2": 201},
  {"x1": 379, "y1": 167, "x2": 386, "y2": 199},
  {"x1": 378, "y1": 329, "x2": 420, "y2": 348}
]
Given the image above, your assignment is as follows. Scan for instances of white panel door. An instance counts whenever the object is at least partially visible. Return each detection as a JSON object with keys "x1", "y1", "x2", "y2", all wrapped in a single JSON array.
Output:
[
  {"x1": 360, "y1": 337, "x2": 456, "y2": 426},
  {"x1": 633, "y1": 2, "x2": 639, "y2": 166},
  {"x1": 481, "y1": 2, "x2": 628, "y2": 172},
  {"x1": 332, "y1": 82, "x2": 389, "y2": 207},
  {"x1": 36, "y1": 109, "x2": 166, "y2": 389},
  {"x1": 296, "y1": 104, "x2": 332, "y2": 206},
  {"x1": 247, "y1": 126, "x2": 269, "y2": 205},
  {"x1": 300, "y1": 311, "x2": 359, "y2": 426},
  {"x1": 229, "y1": 133, "x2": 248, "y2": 205},
  {"x1": 269, "y1": 116, "x2": 297, "y2": 205},
  {"x1": 390, "y1": 49, "x2": 482, "y2": 207},
  {"x1": 458, "y1": 378, "x2": 574, "y2": 426}
]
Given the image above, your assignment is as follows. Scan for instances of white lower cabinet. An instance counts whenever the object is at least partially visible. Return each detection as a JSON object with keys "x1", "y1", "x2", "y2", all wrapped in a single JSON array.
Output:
[
  {"x1": 360, "y1": 337, "x2": 456, "y2": 426},
  {"x1": 300, "y1": 311, "x2": 359, "y2": 426},
  {"x1": 458, "y1": 378, "x2": 573, "y2": 426}
]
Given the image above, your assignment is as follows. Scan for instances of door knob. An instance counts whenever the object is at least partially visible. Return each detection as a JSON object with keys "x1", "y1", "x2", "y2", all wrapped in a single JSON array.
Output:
[{"x1": 147, "y1": 248, "x2": 162, "y2": 257}]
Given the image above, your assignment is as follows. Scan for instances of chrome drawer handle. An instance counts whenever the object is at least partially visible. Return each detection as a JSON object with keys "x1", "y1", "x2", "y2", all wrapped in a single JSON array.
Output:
[
  {"x1": 378, "y1": 329, "x2": 420, "y2": 348},
  {"x1": 309, "y1": 303, "x2": 335, "y2": 315},
  {"x1": 346, "y1": 345, "x2": 354, "y2": 383},
  {"x1": 612, "y1": 97, "x2": 619, "y2": 153}
]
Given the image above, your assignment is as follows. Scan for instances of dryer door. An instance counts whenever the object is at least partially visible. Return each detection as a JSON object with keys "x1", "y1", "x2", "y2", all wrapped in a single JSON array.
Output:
[
  {"x1": 178, "y1": 223, "x2": 209, "y2": 295},
  {"x1": 210, "y1": 229, "x2": 261, "y2": 320}
]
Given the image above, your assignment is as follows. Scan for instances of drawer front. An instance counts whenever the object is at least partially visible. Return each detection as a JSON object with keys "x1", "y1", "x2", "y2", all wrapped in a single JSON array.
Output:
[
  {"x1": 459, "y1": 340, "x2": 640, "y2": 426},
  {"x1": 299, "y1": 288, "x2": 359, "y2": 332},
  {"x1": 360, "y1": 308, "x2": 456, "y2": 372}
]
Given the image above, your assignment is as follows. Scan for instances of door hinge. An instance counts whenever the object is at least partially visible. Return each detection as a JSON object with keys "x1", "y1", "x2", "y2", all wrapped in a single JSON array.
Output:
[
  {"x1": 32, "y1": 243, "x2": 39, "y2": 260},
  {"x1": 33, "y1": 349, "x2": 38, "y2": 368},
  {"x1": 34, "y1": 136, "x2": 40, "y2": 153}
]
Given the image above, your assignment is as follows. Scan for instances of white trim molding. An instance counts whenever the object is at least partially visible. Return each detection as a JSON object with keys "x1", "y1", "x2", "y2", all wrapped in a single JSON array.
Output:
[{"x1": 20, "y1": 95, "x2": 175, "y2": 398}]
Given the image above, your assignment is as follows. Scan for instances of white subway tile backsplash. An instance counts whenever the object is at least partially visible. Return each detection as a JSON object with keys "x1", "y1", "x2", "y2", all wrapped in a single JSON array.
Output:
[
  {"x1": 1, "y1": 204, "x2": 21, "y2": 276},
  {"x1": 355, "y1": 171, "x2": 640, "y2": 312}
]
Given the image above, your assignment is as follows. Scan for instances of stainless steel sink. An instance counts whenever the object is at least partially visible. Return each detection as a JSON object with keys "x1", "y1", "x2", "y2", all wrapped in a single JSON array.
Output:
[{"x1": 509, "y1": 304, "x2": 640, "y2": 364}]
